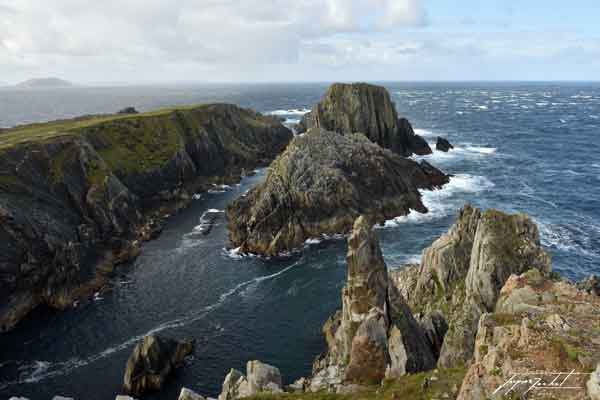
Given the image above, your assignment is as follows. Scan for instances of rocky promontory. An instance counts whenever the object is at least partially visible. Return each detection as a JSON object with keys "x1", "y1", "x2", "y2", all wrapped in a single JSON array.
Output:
[
  {"x1": 0, "y1": 104, "x2": 292, "y2": 331},
  {"x1": 298, "y1": 83, "x2": 432, "y2": 156},
  {"x1": 226, "y1": 128, "x2": 448, "y2": 256}
]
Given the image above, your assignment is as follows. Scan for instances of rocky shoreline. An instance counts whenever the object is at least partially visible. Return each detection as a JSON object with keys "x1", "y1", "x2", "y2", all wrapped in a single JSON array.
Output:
[
  {"x1": 4, "y1": 83, "x2": 600, "y2": 400},
  {"x1": 0, "y1": 104, "x2": 292, "y2": 332}
]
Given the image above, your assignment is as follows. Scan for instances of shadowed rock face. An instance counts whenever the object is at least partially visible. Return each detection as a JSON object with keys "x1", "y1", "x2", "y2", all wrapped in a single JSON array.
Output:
[
  {"x1": 310, "y1": 217, "x2": 436, "y2": 389},
  {"x1": 226, "y1": 128, "x2": 448, "y2": 256},
  {"x1": 0, "y1": 104, "x2": 292, "y2": 332},
  {"x1": 123, "y1": 335, "x2": 194, "y2": 396},
  {"x1": 299, "y1": 83, "x2": 432, "y2": 156}
]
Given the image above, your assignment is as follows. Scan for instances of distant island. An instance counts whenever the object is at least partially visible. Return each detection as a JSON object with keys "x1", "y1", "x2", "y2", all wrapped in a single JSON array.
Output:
[{"x1": 15, "y1": 77, "x2": 74, "y2": 89}]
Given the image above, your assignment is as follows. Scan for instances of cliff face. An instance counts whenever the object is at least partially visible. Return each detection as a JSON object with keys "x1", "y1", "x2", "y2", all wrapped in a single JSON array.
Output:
[
  {"x1": 226, "y1": 128, "x2": 448, "y2": 256},
  {"x1": 390, "y1": 205, "x2": 552, "y2": 369},
  {"x1": 0, "y1": 104, "x2": 292, "y2": 331},
  {"x1": 299, "y1": 83, "x2": 431, "y2": 156}
]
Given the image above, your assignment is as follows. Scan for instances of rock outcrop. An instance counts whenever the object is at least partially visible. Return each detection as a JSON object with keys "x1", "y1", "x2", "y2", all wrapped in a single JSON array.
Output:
[
  {"x1": 299, "y1": 83, "x2": 432, "y2": 156},
  {"x1": 457, "y1": 270, "x2": 600, "y2": 400},
  {"x1": 391, "y1": 205, "x2": 552, "y2": 369},
  {"x1": 0, "y1": 104, "x2": 292, "y2": 331},
  {"x1": 436, "y1": 137, "x2": 453, "y2": 152},
  {"x1": 218, "y1": 360, "x2": 283, "y2": 400},
  {"x1": 178, "y1": 388, "x2": 205, "y2": 400},
  {"x1": 227, "y1": 128, "x2": 448, "y2": 256},
  {"x1": 309, "y1": 217, "x2": 435, "y2": 390},
  {"x1": 123, "y1": 335, "x2": 193, "y2": 396}
]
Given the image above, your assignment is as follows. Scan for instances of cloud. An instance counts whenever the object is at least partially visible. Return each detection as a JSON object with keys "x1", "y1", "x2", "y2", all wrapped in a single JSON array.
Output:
[{"x1": 0, "y1": 0, "x2": 598, "y2": 82}]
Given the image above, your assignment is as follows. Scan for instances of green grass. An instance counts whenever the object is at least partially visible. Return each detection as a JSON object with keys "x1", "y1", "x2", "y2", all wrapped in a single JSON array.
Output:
[
  {"x1": 246, "y1": 368, "x2": 467, "y2": 400},
  {"x1": 0, "y1": 103, "x2": 208, "y2": 150}
]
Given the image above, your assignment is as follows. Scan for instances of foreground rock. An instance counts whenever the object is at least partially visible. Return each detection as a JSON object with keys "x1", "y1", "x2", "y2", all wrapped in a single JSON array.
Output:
[
  {"x1": 436, "y1": 137, "x2": 453, "y2": 152},
  {"x1": 299, "y1": 83, "x2": 432, "y2": 156},
  {"x1": 178, "y1": 388, "x2": 206, "y2": 400},
  {"x1": 0, "y1": 104, "x2": 292, "y2": 331},
  {"x1": 309, "y1": 217, "x2": 435, "y2": 391},
  {"x1": 457, "y1": 270, "x2": 600, "y2": 400},
  {"x1": 218, "y1": 360, "x2": 283, "y2": 400},
  {"x1": 392, "y1": 205, "x2": 552, "y2": 369},
  {"x1": 123, "y1": 335, "x2": 194, "y2": 396},
  {"x1": 227, "y1": 128, "x2": 448, "y2": 256}
]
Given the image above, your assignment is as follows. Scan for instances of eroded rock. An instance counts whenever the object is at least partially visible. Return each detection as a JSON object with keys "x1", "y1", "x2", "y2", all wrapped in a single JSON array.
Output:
[
  {"x1": 300, "y1": 82, "x2": 431, "y2": 156},
  {"x1": 310, "y1": 216, "x2": 435, "y2": 388},
  {"x1": 123, "y1": 335, "x2": 193, "y2": 396},
  {"x1": 227, "y1": 128, "x2": 448, "y2": 256}
]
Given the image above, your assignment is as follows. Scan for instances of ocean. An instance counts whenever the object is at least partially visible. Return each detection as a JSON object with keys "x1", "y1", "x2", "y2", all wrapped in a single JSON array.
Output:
[{"x1": 0, "y1": 82, "x2": 599, "y2": 399}]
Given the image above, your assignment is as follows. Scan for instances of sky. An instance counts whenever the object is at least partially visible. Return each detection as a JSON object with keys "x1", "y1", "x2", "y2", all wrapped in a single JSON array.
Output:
[{"x1": 1, "y1": 0, "x2": 599, "y2": 84}]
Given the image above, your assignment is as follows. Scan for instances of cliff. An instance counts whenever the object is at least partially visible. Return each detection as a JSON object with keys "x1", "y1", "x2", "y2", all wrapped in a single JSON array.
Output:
[
  {"x1": 0, "y1": 104, "x2": 292, "y2": 331},
  {"x1": 298, "y1": 83, "x2": 431, "y2": 156},
  {"x1": 226, "y1": 128, "x2": 448, "y2": 256}
]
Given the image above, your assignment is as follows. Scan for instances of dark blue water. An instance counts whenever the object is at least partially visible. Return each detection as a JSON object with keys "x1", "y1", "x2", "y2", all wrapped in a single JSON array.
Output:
[{"x1": 1, "y1": 83, "x2": 599, "y2": 399}]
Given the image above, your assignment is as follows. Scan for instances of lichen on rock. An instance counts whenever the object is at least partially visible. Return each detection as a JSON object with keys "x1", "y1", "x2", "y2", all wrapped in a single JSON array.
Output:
[{"x1": 226, "y1": 128, "x2": 448, "y2": 256}]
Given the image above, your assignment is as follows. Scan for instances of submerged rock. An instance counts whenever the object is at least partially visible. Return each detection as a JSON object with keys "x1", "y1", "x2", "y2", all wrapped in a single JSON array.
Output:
[
  {"x1": 123, "y1": 335, "x2": 194, "y2": 396},
  {"x1": 310, "y1": 217, "x2": 435, "y2": 389},
  {"x1": 435, "y1": 137, "x2": 453, "y2": 152},
  {"x1": 227, "y1": 128, "x2": 448, "y2": 256},
  {"x1": 300, "y1": 83, "x2": 432, "y2": 156}
]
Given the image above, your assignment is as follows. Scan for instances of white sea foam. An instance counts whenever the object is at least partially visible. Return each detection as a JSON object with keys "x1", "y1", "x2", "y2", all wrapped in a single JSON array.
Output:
[
  {"x1": 413, "y1": 128, "x2": 438, "y2": 138},
  {"x1": 381, "y1": 174, "x2": 494, "y2": 227},
  {"x1": 304, "y1": 238, "x2": 323, "y2": 245},
  {"x1": 465, "y1": 146, "x2": 496, "y2": 155},
  {"x1": 266, "y1": 108, "x2": 310, "y2": 116},
  {"x1": 0, "y1": 261, "x2": 300, "y2": 389}
]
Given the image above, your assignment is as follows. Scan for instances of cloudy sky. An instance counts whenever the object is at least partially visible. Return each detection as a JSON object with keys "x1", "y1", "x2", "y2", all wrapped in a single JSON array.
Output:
[{"x1": 1, "y1": 0, "x2": 599, "y2": 84}]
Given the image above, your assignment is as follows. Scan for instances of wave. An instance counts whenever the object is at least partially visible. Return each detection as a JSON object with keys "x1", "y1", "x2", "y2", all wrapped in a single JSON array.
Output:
[
  {"x1": 0, "y1": 261, "x2": 300, "y2": 390},
  {"x1": 414, "y1": 128, "x2": 438, "y2": 138},
  {"x1": 381, "y1": 174, "x2": 494, "y2": 227},
  {"x1": 465, "y1": 146, "x2": 496, "y2": 155},
  {"x1": 266, "y1": 108, "x2": 310, "y2": 116}
]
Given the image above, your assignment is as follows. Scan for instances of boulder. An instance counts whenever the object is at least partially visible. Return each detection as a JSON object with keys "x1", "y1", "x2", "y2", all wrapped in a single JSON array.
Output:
[
  {"x1": 218, "y1": 361, "x2": 282, "y2": 400},
  {"x1": 435, "y1": 137, "x2": 453, "y2": 152},
  {"x1": 218, "y1": 369, "x2": 250, "y2": 400},
  {"x1": 246, "y1": 360, "x2": 283, "y2": 394},
  {"x1": 311, "y1": 216, "x2": 435, "y2": 387},
  {"x1": 117, "y1": 106, "x2": 139, "y2": 114},
  {"x1": 115, "y1": 396, "x2": 137, "y2": 400},
  {"x1": 227, "y1": 128, "x2": 448, "y2": 256},
  {"x1": 123, "y1": 335, "x2": 194, "y2": 396},
  {"x1": 178, "y1": 388, "x2": 206, "y2": 400},
  {"x1": 300, "y1": 82, "x2": 432, "y2": 156}
]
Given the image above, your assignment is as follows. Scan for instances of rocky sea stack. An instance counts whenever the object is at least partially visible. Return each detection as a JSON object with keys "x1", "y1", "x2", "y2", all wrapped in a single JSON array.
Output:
[
  {"x1": 298, "y1": 83, "x2": 432, "y2": 156},
  {"x1": 0, "y1": 104, "x2": 292, "y2": 331},
  {"x1": 227, "y1": 128, "x2": 448, "y2": 256}
]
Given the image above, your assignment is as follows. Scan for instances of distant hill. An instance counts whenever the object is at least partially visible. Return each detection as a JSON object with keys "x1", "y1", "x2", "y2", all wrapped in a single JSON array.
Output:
[{"x1": 15, "y1": 77, "x2": 74, "y2": 89}]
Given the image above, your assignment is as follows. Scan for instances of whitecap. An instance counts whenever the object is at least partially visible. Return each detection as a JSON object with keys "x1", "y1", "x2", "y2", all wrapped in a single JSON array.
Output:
[
  {"x1": 413, "y1": 128, "x2": 438, "y2": 138},
  {"x1": 266, "y1": 108, "x2": 310, "y2": 116},
  {"x1": 465, "y1": 146, "x2": 496, "y2": 155},
  {"x1": 380, "y1": 174, "x2": 494, "y2": 227},
  {"x1": 192, "y1": 194, "x2": 202, "y2": 200},
  {"x1": 475, "y1": 105, "x2": 488, "y2": 110},
  {"x1": 304, "y1": 238, "x2": 323, "y2": 245}
]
